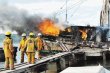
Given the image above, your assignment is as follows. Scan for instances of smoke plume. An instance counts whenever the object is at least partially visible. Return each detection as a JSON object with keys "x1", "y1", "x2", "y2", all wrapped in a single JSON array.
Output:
[
  {"x1": 0, "y1": 5, "x2": 42, "y2": 35},
  {"x1": 0, "y1": 5, "x2": 67, "y2": 35}
]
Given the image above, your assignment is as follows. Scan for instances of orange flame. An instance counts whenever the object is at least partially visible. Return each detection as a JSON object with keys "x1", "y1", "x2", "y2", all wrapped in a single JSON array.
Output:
[
  {"x1": 79, "y1": 29, "x2": 87, "y2": 41},
  {"x1": 67, "y1": 28, "x2": 71, "y2": 32},
  {"x1": 38, "y1": 19, "x2": 60, "y2": 36}
]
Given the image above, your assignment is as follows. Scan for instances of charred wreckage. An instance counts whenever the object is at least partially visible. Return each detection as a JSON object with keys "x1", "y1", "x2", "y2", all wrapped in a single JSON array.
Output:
[{"x1": 42, "y1": 25, "x2": 110, "y2": 49}]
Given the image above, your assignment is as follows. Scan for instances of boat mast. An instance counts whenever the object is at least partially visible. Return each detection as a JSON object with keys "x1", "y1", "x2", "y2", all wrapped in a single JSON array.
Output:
[{"x1": 65, "y1": 0, "x2": 68, "y2": 24}]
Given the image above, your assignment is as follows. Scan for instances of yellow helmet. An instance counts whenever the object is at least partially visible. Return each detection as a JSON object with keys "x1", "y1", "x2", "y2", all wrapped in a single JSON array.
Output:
[
  {"x1": 29, "y1": 32, "x2": 34, "y2": 36},
  {"x1": 5, "y1": 32, "x2": 11, "y2": 35},
  {"x1": 22, "y1": 33, "x2": 26, "y2": 37}
]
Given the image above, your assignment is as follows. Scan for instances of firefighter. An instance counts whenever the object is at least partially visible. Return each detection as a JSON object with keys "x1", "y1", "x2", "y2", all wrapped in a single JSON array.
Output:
[
  {"x1": 3, "y1": 32, "x2": 14, "y2": 70},
  {"x1": 25, "y1": 32, "x2": 36, "y2": 64},
  {"x1": 35, "y1": 33, "x2": 44, "y2": 59},
  {"x1": 19, "y1": 33, "x2": 27, "y2": 63}
]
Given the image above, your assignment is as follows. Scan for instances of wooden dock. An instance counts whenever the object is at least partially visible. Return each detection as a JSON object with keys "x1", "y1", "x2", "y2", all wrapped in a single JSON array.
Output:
[
  {"x1": 0, "y1": 45, "x2": 110, "y2": 73},
  {"x1": 72, "y1": 47, "x2": 110, "y2": 66}
]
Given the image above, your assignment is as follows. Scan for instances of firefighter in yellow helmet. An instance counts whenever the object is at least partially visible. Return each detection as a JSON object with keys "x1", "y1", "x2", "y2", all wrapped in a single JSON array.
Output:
[
  {"x1": 35, "y1": 33, "x2": 44, "y2": 59},
  {"x1": 3, "y1": 32, "x2": 14, "y2": 70},
  {"x1": 19, "y1": 33, "x2": 27, "y2": 63},
  {"x1": 25, "y1": 32, "x2": 36, "y2": 64}
]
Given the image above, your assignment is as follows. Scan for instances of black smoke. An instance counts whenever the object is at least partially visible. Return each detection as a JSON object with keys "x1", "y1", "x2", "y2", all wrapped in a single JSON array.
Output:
[{"x1": 0, "y1": 5, "x2": 42, "y2": 35}]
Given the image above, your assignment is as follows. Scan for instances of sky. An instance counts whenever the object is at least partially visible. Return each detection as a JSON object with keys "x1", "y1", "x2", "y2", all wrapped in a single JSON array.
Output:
[{"x1": 0, "y1": 0, "x2": 104, "y2": 26}]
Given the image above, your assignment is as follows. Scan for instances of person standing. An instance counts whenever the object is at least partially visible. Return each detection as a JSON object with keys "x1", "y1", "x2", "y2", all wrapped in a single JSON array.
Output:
[
  {"x1": 3, "y1": 32, "x2": 14, "y2": 70},
  {"x1": 25, "y1": 32, "x2": 36, "y2": 64},
  {"x1": 35, "y1": 33, "x2": 44, "y2": 59},
  {"x1": 19, "y1": 33, "x2": 27, "y2": 63}
]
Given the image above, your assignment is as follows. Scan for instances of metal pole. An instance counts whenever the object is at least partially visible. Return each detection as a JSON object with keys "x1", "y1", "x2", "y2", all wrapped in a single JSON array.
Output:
[
  {"x1": 66, "y1": 0, "x2": 68, "y2": 23},
  {"x1": 108, "y1": 10, "x2": 109, "y2": 27},
  {"x1": 102, "y1": 51, "x2": 106, "y2": 66},
  {"x1": 108, "y1": 2, "x2": 110, "y2": 41}
]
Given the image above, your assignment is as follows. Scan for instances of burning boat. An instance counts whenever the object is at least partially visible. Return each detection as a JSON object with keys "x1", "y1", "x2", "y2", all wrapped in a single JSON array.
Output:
[
  {"x1": 60, "y1": 25, "x2": 109, "y2": 47},
  {"x1": 38, "y1": 19, "x2": 61, "y2": 41}
]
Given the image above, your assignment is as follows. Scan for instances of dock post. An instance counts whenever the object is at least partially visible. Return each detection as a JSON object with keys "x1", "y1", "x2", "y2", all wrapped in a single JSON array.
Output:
[
  {"x1": 65, "y1": 56, "x2": 69, "y2": 67},
  {"x1": 60, "y1": 57, "x2": 66, "y2": 70},
  {"x1": 84, "y1": 52, "x2": 87, "y2": 61},
  {"x1": 46, "y1": 62, "x2": 58, "y2": 73},
  {"x1": 102, "y1": 51, "x2": 106, "y2": 66}
]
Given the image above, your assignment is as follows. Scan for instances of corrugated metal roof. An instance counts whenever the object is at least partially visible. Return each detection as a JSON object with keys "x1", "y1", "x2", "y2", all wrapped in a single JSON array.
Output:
[{"x1": 60, "y1": 66, "x2": 110, "y2": 73}]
